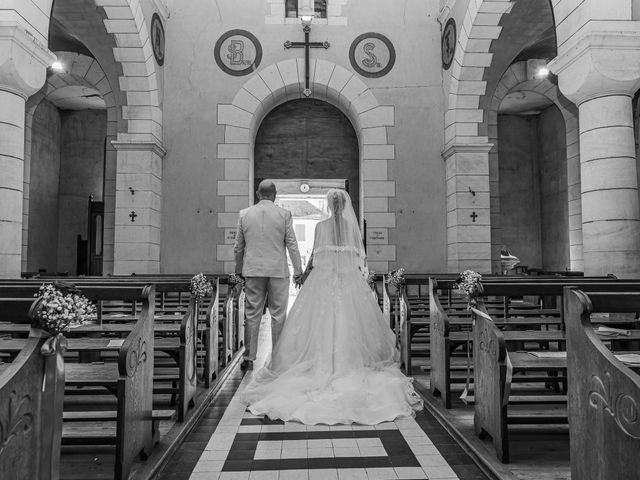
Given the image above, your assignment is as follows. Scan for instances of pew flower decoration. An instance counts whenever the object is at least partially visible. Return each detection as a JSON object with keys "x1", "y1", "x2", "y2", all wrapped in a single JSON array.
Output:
[
  {"x1": 386, "y1": 268, "x2": 406, "y2": 292},
  {"x1": 228, "y1": 273, "x2": 245, "y2": 287},
  {"x1": 33, "y1": 282, "x2": 96, "y2": 335},
  {"x1": 454, "y1": 270, "x2": 484, "y2": 309},
  {"x1": 366, "y1": 270, "x2": 377, "y2": 288},
  {"x1": 190, "y1": 273, "x2": 213, "y2": 300}
]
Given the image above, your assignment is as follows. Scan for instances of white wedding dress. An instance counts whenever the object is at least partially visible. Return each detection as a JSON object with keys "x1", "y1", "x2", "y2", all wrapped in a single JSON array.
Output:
[{"x1": 241, "y1": 190, "x2": 423, "y2": 425}]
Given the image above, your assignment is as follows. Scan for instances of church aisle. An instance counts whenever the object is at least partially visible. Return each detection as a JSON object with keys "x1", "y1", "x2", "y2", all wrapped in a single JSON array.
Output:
[{"x1": 157, "y1": 372, "x2": 489, "y2": 480}]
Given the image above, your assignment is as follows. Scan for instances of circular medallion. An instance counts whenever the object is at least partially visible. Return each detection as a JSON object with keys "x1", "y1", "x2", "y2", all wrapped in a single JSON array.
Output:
[
  {"x1": 214, "y1": 29, "x2": 262, "y2": 77},
  {"x1": 150, "y1": 13, "x2": 165, "y2": 66},
  {"x1": 300, "y1": 183, "x2": 310, "y2": 193},
  {"x1": 349, "y1": 33, "x2": 396, "y2": 78},
  {"x1": 441, "y1": 18, "x2": 456, "y2": 70}
]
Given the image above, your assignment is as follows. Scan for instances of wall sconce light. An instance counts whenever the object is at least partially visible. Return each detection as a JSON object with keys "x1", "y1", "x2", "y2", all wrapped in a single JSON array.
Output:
[{"x1": 129, "y1": 187, "x2": 135, "y2": 195}]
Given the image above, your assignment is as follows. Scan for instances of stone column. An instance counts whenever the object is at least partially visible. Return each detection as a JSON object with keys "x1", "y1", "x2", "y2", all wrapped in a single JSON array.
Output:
[
  {"x1": 550, "y1": 24, "x2": 640, "y2": 277},
  {"x1": 112, "y1": 141, "x2": 166, "y2": 275},
  {"x1": 443, "y1": 143, "x2": 493, "y2": 274},
  {"x1": 0, "y1": 24, "x2": 55, "y2": 277}
]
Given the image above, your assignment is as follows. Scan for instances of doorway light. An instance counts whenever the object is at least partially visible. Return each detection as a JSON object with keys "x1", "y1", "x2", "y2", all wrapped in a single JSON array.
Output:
[{"x1": 51, "y1": 61, "x2": 64, "y2": 72}]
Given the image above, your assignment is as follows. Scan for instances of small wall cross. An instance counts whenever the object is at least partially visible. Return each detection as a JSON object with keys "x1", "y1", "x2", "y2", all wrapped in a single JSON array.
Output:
[
  {"x1": 129, "y1": 211, "x2": 137, "y2": 222},
  {"x1": 470, "y1": 211, "x2": 478, "y2": 223}
]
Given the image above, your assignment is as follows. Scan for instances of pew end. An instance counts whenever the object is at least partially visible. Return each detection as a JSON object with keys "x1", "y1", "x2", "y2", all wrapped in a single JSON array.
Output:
[
  {"x1": 0, "y1": 335, "x2": 65, "y2": 480},
  {"x1": 565, "y1": 288, "x2": 640, "y2": 480},
  {"x1": 429, "y1": 278, "x2": 453, "y2": 408}
]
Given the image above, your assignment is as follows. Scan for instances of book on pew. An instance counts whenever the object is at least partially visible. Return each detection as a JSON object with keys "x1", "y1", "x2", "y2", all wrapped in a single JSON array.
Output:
[
  {"x1": 596, "y1": 325, "x2": 631, "y2": 336},
  {"x1": 527, "y1": 351, "x2": 567, "y2": 359},
  {"x1": 107, "y1": 339, "x2": 125, "y2": 348},
  {"x1": 614, "y1": 353, "x2": 640, "y2": 366}
]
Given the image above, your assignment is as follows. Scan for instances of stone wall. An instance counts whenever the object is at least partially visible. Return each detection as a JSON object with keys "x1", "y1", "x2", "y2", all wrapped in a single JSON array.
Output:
[
  {"x1": 498, "y1": 114, "x2": 542, "y2": 270},
  {"x1": 56, "y1": 109, "x2": 106, "y2": 274},
  {"x1": 538, "y1": 105, "x2": 569, "y2": 271},
  {"x1": 498, "y1": 106, "x2": 570, "y2": 272},
  {"x1": 162, "y1": 0, "x2": 445, "y2": 273},
  {"x1": 27, "y1": 101, "x2": 61, "y2": 273}
]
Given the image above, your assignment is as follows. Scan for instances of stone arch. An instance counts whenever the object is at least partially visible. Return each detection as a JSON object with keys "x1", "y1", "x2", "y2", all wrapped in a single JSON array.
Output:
[
  {"x1": 101, "y1": 0, "x2": 162, "y2": 143},
  {"x1": 216, "y1": 59, "x2": 396, "y2": 273},
  {"x1": 487, "y1": 61, "x2": 582, "y2": 272},
  {"x1": 22, "y1": 52, "x2": 116, "y2": 272},
  {"x1": 99, "y1": 0, "x2": 166, "y2": 274},
  {"x1": 441, "y1": 0, "x2": 579, "y2": 273}
]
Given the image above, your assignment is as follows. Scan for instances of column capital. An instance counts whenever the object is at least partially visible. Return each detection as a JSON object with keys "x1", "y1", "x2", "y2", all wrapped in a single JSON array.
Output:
[
  {"x1": 549, "y1": 21, "x2": 640, "y2": 105},
  {"x1": 0, "y1": 23, "x2": 56, "y2": 98},
  {"x1": 112, "y1": 139, "x2": 167, "y2": 158},
  {"x1": 442, "y1": 142, "x2": 493, "y2": 161}
]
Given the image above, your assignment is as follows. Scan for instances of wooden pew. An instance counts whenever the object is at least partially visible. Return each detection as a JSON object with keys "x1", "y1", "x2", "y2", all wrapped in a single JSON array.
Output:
[
  {"x1": 221, "y1": 281, "x2": 244, "y2": 366},
  {"x1": 203, "y1": 277, "x2": 220, "y2": 388},
  {"x1": 61, "y1": 285, "x2": 156, "y2": 480},
  {"x1": 427, "y1": 278, "x2": 640, "y2": 409},
  {"x1": 0, "y1": 334, "x2": 65, "y2": 480},
  {"x1": 565, "y1": 288, "x2": 640, "y2": 480},
  {"x1": 472, "y1": 300, "x2": 568, "y2": 463}
]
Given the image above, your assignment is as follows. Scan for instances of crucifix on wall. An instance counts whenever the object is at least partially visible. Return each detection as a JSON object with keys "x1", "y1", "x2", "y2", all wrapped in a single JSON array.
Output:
[{"x1": 284, "y1": 16, "x2": 330, "y2": 97}]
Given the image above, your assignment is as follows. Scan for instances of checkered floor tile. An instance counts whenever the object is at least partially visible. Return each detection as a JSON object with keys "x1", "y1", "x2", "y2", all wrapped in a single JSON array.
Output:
[{"x1": 184, "y1": 375, "x2": 463, "y2": 480}]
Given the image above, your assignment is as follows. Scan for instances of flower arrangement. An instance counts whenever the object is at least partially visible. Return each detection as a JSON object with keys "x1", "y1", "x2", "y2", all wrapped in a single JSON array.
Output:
[
  {"x1": 33, "y1": 282, "x2": 96, "y2": 335},
  {"x1": 228, "y1": 273, "x2": 245, "y2": 287},
  {"x1": 190, "y1": 273, "x2": 213, "y2": 299},
  {"x1": 453, "y1": 270, "x2": 484, "y2": 307},
  {"x1": 366, "y1": 270, "x2": 377, "y2": 288},
  {"x1": 386, "y1": 268, "x2": 406, "y2": 291}
]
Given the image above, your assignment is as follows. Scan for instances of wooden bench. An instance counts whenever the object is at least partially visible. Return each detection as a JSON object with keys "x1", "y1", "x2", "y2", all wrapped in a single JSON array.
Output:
[
  {"x1": 472, "y1": 287, "x2": 640, "y2": 463},
  {"x1": 472, "y1": 300, "x2": 568, "y2": 463},
  {"x1": 564, "y1": 288, "x2": 640, "y2": 480},
  {"x1": 0, "y1": 284, "x2": 159, "y2": 479},
  {"x1": 63, "y1": 285, "x2": 156, "y2": 480},
  {"x1": 0, "y1": 280, "x2": 225, "y2": 422},
  {"x1": 0, "y1": 334, "x2": 65, "y2": 480},
  {"x1": 428, "y1": 278, "x2": 640, "y2": 409}
]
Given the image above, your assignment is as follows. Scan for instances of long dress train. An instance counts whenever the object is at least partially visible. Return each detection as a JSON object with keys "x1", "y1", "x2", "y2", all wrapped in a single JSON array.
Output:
[{"x1": 240, "y1": 242, "x2": 423, "y2": 425}]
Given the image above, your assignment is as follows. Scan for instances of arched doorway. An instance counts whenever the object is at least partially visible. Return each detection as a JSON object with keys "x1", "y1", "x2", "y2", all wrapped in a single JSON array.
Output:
[
  {"x1": 254, "y1": 99, "x2": 359, "y2": 215},
  {"x1": 254, "y1": 99, "x2": 359, "y2": 275}
]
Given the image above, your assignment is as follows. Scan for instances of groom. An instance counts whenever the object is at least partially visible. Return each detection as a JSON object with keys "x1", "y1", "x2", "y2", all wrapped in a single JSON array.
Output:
[{"x1": 233, "y1": 180, "x2": 303, "y2": 371}]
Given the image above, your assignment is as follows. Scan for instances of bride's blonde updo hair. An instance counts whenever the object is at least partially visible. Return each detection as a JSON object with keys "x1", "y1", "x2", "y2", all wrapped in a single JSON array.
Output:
[{"x1": 327, "y1": 189, "x2": 346, "y2": 218}]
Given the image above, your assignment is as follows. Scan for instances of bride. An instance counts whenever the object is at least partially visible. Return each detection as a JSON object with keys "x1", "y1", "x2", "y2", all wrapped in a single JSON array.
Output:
[{"x1": 241, "y1": 189, "x2": 423, "y2": 425}]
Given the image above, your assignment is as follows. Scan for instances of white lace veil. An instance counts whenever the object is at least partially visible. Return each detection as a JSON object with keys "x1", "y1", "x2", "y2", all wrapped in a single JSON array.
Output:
[{"x1": 314, "y1": 189, "x2": 366, "y2": 258}]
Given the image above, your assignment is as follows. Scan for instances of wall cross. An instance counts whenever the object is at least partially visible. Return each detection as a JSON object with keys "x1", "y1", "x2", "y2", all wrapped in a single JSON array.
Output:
[
  {"x1": 470, "y1": 211, "x2": 478, "y2": 223},
  {"x1": 284, "y1": 23, "x2": 329, "y2": 97}
]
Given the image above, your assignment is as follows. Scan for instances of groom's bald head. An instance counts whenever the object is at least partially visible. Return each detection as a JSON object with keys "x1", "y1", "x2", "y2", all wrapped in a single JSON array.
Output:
[{"x1": 257, "y1": 180, "x2": 277, "y2": 201}]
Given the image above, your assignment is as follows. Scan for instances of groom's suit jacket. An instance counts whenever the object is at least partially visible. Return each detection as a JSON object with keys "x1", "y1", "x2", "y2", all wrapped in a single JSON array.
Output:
[{"x1": 233, "y1": 200, "x2": 303, "y2": 278}]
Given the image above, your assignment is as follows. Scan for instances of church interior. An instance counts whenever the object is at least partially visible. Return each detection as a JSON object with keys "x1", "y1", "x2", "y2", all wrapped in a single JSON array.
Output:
[{"x1": 2, "y1": 0, "x2": 640, "y2": 479}]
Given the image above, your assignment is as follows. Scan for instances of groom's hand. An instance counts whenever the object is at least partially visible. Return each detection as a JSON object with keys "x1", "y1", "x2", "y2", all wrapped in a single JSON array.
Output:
[{"x1": 293, "y1": 274, "x2": 303, "y2": 287}]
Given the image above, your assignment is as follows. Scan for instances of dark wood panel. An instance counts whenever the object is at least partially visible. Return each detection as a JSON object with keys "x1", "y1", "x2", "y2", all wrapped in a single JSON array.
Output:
[{"x1": 255, "y1": 99, "x2": 359, "y2": 215}]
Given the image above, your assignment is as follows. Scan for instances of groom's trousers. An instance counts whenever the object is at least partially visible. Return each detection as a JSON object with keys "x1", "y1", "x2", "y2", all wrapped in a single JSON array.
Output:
[{"x1": 243, "y1": 276, "x2": 290, "y2": 361}]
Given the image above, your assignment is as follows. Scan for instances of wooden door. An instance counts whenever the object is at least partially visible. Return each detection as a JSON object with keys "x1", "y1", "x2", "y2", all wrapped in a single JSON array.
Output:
[{"x1": 254, "y1": 99, "x2": 359, "y2": 217}]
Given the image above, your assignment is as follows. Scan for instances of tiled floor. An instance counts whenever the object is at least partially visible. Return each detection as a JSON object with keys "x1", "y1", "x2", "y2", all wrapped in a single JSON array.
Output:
[
  {"x1": 158, "y1": 315, "x2": 488, "y2": 480},
  {"x1": 158, "y1": 371, "x2": 488, "y2": 480}
]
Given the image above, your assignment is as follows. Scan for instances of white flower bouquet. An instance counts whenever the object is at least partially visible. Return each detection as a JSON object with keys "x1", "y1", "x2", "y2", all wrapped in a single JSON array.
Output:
[
  {"x1": 453, "y1": 270, "x2": 484, "y2": 307},
  {"x1": 228, "y1": 273, "x2": 246, "y2": 286},
  {"x1": 33, "y1": 282, "x2": 96, "y2": 335},
  {"x1": 366, "y1": 270, "x2": 377, "y2": 288},
  {"x1": 190, "y1": 273, "x2": 213, "y2": 299},
  {"x1": 386, "y1": 268, "x2": 406, "y2": 291}
]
